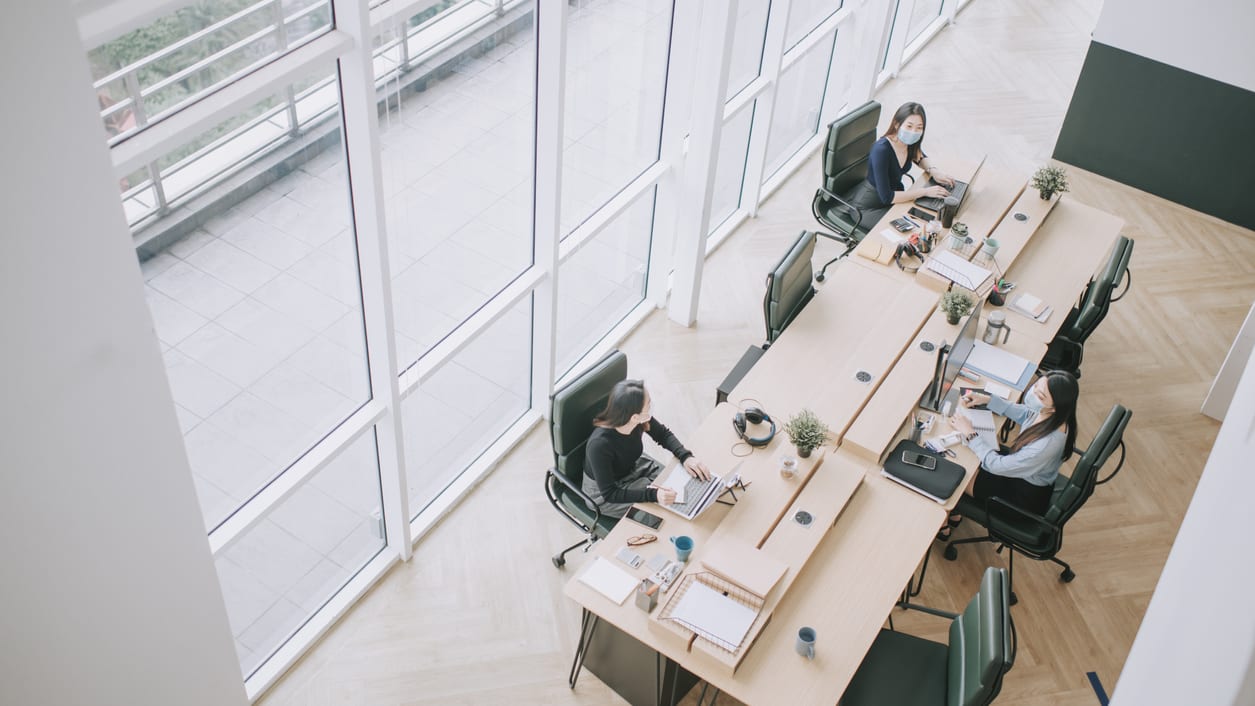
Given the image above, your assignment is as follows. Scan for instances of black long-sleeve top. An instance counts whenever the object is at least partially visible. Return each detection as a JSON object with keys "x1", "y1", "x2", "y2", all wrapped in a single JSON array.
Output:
[{"x1": 585, "y1": 418, "x2": 693, "y2": 505}]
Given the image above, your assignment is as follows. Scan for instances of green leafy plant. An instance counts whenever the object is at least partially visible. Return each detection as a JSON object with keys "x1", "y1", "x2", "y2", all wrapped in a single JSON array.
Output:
[
  {"x1": 783, "y1": 409, "x2": 830, "y2": 457},
  {"x1": 950, "y1": 221, "x2": 969, "y2": 238},
  {"x1": 1031, "y1": 165, "x2": 1070, "y2": 199},
  {"x1": 940, "y1": 290, "x2": 975, "y2": 322}
]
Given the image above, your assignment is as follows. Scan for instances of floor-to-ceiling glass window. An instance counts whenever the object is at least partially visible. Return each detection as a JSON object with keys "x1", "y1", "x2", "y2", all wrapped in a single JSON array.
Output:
[{"x1": 762, "y1": 29, "x2": 837, "y2": 179}]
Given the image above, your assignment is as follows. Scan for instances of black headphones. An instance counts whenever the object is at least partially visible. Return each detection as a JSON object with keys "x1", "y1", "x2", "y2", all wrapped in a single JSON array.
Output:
[
  {"x1": 733, "y1": 406, "x2": 776, "y2": 447},
  {"x1": 894, "y1": 239, "x2": 925, "y2": 273}
]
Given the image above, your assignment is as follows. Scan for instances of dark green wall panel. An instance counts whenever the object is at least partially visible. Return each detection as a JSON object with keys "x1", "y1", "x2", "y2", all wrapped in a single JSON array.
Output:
[{"x1": 1054, "y1": 41, "x2": 1255, "y2": 231}]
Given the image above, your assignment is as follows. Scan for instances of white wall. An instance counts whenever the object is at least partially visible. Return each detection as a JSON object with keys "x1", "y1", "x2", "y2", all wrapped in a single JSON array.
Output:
[
  {"x1": 1111, "y1": 342, "x2": 1255, "y2": 705},
  {"x1": 1093, "y1": 0, "x2": 1255, "y2": 93},
  {"x1": 0, "y1": 3, "x2": 247, "y2": 705}
]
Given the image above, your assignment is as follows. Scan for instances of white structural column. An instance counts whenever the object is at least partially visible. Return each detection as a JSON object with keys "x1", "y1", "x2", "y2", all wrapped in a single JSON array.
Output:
[
  {"x1": 331, "y1": 0, "x2": 412, "y2": 554},
  {"x1": 532, "y1": 0, "x2": 568, "y2": 411},
  {"x1": 667, "y1": 0, "x2": 739, "y2": 326},
  {"x1": 739, "y1": 0, "x2": 793, "y2": 217},
  {"x1": 0, "y1": 4, "x2": 246, "y2": 705}
]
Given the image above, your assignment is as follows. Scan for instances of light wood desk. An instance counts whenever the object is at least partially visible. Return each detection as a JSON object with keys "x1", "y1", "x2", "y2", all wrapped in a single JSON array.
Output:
[{"x1": 562, "y1": 174, "x2": 1125, "y2": 706}]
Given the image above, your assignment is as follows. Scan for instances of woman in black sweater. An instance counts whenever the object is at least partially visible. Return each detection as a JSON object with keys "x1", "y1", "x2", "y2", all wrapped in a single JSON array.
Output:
[{"x1": 581, "y1": 380, "x2": 710, "y2": 518}]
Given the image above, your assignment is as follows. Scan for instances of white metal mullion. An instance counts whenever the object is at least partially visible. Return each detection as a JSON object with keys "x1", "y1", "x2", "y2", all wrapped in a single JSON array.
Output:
[
  {"x1": 819, "y1": 24, "x2": 852, "y2": 127},
  {"x1": 207, "y1": 400, "x2": 388, "y2": 555},
  {"x1": 666, "y1": 0, "x2": 737, "y2": 326},
  {"x1": 397, "y1": 267, "x2": 544, "y2": 397},
  {"x1": 880, "y1": 0, "x2": 914, "y2": 81},
  {"x1": 531, "y1": 0, "x2": 566, "y2": 415},
  {"x1": 943, "y1": 0, "x2": 959, "y2": 25},
  {"x1": 331, "y1": 0, "x2": 412, "y2": 558},
  {"x1": 646, "y1": 0, "x2": 696, "y2": 310},
  {"x1": 739, "y1": 0, "x2": 793, "y2": 217},
  {"x1": 110, "y1": 30, "x2": 352, "y2": 178},
  {"x1": 847, "y1": 0, "x2": 891, "y2": 106}
]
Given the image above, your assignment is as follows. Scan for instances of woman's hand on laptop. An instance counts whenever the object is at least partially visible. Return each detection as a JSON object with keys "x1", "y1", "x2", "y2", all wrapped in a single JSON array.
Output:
[
  {"x1": 931, "y1": 171, "x2": 956, "y2": 188},
  {"x1": 684, "y1": 457, "x2": 711, "y2": 481}
]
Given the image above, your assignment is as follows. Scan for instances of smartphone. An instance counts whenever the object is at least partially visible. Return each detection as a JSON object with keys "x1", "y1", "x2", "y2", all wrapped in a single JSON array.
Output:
[
  {"x1": 890, "y1": 217, "x2": 916, "y2": 232},
  {"x1": 625, "y1": 506, "x2": 663, "y2": 530},
  {"x1": 902, "y1": 451, "x2": 938, "y2": 470},
  {"x1": 908, "y1": 206, "x2": 935, "y2": 221}
]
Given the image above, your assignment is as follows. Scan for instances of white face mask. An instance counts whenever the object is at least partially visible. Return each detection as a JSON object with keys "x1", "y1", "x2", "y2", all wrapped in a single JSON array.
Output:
[{"x1": 1024, "y1": 389, "x2": 1046, "y2": 413}]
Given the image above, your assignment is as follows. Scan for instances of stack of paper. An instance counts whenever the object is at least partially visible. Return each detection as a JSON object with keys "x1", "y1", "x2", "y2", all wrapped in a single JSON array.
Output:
[
  {"x1": 925, "y1": 250, "x2": 994, "y2": 290},
  {"x1": 669, "y1": 582, "x2": 758, "y2": 650},
  {"x1": 1009, "y1": 292, "x2": 1053, "y2": 323},
  {"x1": 578, "y1": 557, "x2": 639, "y2": 605},
  {"x1": 965, "y1": 341, "x2": 1034, "y2": 389}
]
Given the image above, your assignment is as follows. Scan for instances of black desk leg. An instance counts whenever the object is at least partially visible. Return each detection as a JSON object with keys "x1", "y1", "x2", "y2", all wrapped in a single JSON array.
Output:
[
  {"x1": 569, "y1": 608, "x2": 599, "y2": 689},
  {"x1": 900, "y1": 544, "x2": 933, "y2": 609}
]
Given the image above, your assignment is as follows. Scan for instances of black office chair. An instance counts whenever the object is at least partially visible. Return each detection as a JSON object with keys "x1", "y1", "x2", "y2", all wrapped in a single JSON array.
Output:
[
  {"x1": 945, "y1": 405, "x2": 1132, "y2": 605},
  {"x1": 1039, "y1": 235, "x2": 1134, "y2": 378},
  {"x1": 544, "y1": 349, "x2": 628, "y2": 569},
  {"x1": 812, "y1": 100, "x2": 882, "y2": 282},
  {"x1": 841, "y1": 567, "x2": 1015, "y2": 706},
  {"x1": 715, "y1": 229, "x2": 817, "y2": 405}
]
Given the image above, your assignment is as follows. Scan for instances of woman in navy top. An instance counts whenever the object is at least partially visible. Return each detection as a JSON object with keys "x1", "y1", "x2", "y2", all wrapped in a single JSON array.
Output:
[{"x1": 846, "y1": 102, "x2": 956, "y2": 227}]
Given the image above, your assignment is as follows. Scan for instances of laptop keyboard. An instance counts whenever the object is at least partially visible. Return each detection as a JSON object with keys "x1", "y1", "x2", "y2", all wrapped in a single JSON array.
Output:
[
  {"x1": 917, "y1": 179, "x2": 968, "y2": 210},
  {"x1": 670, "y1": 475, "x2": 721, "y2": 517}
]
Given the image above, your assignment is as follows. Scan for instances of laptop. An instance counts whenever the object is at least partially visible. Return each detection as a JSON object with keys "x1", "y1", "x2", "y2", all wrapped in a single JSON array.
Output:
[
  {"x1": 915, "y1": 155, "x2": 986, "y2": 212},
  {"x1": 654, "y1": 462, "x2": 742, "y2": 521}
]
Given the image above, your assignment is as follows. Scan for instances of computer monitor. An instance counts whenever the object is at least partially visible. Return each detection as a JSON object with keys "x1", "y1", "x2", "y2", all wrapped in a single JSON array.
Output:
[{"x1": 921, "y1": 297, "x2": 984, "y2": 413}]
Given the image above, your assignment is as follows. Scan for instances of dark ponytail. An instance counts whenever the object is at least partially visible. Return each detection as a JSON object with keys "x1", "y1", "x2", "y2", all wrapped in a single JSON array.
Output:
[{"x1": 1008, "y1": 371, "x2": 1078, "y2": 461}]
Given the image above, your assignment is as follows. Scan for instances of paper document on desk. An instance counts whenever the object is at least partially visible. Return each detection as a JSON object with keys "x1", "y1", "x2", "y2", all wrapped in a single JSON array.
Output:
[
  {"x1": 578, "y1": 557, "x2": 638, "y2": 605},
  {"x1": 669, "y1": 582, "x2": 758, "y2": 649},
  {"x1": 925, "y1": 250, "x2": 993, "y2": 291},
  {"x1": 965, "y1": 341, "x2": 1033, "y2": 388},
  {"x1": 657, "y1": 464, "x2": 690, "y2": 504}
]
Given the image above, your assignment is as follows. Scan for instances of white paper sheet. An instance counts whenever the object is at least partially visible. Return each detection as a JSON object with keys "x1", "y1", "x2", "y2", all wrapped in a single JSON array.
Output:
[
  {"x1": 578, "y1": 557, "x2": 638, "y2": 605},
  {"x1": 669, "y1": 582, "x2": 758, "y2": 649},
  {"x1": 965, "y1": 341, "x2": 1032, "y2": 386},
  {"x1": 658, "y1": 464, "x2": 690, "y2": 503}
]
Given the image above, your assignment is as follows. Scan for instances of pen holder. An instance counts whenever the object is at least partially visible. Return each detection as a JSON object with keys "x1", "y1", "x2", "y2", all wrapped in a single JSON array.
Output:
[{"x1": 635, "y1": 580, "x2": 658, "y2": 612}]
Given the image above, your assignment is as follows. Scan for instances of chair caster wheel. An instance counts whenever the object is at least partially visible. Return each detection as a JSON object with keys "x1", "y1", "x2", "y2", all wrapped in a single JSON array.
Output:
[
  {"x1": 552, "y1": 555, "x2": 566, "y2": 569},
  {"x1": 1060, "y1": 568, "x2": 1075, "y2": 582},
  {"x1": 943, "y1": 545, "x2": 958, "y2": 561},
  {"x1": 1008, "y1": 591, "x2": 1018, "y2": 606}
]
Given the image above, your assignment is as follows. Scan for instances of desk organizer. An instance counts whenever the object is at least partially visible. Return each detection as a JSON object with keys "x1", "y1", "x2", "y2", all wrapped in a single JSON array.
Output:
[{"x1": 658, "y1": 571, "x2": 766, "y2": 657}]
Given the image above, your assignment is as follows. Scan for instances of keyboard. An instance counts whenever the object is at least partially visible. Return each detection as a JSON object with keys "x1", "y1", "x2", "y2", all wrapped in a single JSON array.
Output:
[
  {"x1": 915, "y1": 178, "x2": 969, "y2": 211},
  {"x1": 668, "y1": 475, "x2": 722, "y2": 519}
]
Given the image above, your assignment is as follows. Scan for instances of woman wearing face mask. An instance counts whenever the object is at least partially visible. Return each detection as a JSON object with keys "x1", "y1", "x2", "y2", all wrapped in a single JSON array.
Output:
[
  {"x1": 845, "y1": 102, "x2": 956, "y2": 228},
  {"x1": 582, "y1": 380, "x2": 711, "y2": 519},
  {"x1": 938, "y1": 371, "x2": 1080, "y2": 539}
]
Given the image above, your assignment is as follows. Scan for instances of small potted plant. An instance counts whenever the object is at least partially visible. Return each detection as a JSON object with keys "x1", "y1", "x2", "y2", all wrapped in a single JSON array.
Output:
[
  {"x1": 784, "y1": 409, "x2": 829, "y2": 458},
  {"x1": 1031, "y1": 165, "x2": 1070, "y2": 200},
  {"x1": 947, "y1": 221, "x2": 970, "y2": 250},
  {"x1": 940, "y1": 290, "x2": 975, "y2": 325}
]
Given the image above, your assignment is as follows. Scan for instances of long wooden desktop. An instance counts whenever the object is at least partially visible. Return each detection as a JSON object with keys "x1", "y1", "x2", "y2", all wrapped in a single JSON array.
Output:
[{"x1": 562, "y1": 158, "x2": 1124, "y2": 705}]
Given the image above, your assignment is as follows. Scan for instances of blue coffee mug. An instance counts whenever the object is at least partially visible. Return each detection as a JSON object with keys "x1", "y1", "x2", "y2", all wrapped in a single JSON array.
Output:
[{"x1": 670, "y1": 535, "x2": 694, "y2": 562}]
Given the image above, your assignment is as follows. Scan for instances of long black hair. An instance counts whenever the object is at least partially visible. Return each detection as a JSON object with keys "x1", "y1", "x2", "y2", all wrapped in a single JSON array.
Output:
[
  {"x1": 1008, "y1": 371, "x2": 1078, "y2": 461},
  {"x1": 883, "y1": 101, "x2": 928, "y2": 165},
  {"x1": 593, "y1": 380, "x2": 649, "y2": 429}
]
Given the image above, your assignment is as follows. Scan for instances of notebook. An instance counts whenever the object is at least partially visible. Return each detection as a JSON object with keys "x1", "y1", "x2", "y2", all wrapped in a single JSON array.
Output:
[
  {"x1": 1009, "y1": 292, "x2": 1053, "y2": 322},
  {"x1": 960, "y1": 408, "x2": 999, "y2": 446}
]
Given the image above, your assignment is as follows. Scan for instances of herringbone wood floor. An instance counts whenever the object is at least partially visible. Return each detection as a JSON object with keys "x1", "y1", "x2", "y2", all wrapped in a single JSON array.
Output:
[{"x1": 258, "y1": 0, "x2": 1255, "y2": 703}]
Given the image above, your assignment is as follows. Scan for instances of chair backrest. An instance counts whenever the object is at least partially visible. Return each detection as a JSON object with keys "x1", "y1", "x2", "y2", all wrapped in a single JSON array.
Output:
[
  {"x1": 549, "y1": 349, "x2": 628, "y2": 489},
  {"x1": 1045, "y1": 404, "x2": 1132, "y2": 526},
  {"x1": 763, "y1": 230, "x2": 817, "y2": 343},
  {"x1": 1065, "y1": 236, "x2": 1134, "y2": 341},
  {"x1": 947, "y1": 567, "x2": 1013, "y2": 706},
  {"x1": 821, "y1": 100, "x2": 881, "y2": 197}
]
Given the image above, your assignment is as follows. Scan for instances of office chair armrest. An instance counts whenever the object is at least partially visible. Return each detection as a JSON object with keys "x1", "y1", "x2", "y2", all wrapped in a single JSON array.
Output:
[
  {"x1": 813, "y1": 186, "x2": 865, "y2": 234},
  {"x1": 545, "y1": 467, "x2": 606, "y2": 530},
  {"x1": 1095, "y1": 439, "x2": 1127, "y2": 485},
  {"x1": 1110, "y1": 268, "x2": 1132, "y2": 302}
]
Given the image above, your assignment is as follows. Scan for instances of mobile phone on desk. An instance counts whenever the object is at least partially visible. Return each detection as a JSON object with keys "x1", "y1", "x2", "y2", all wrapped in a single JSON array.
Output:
[
  {"x1": 625, "y1": 506, "x2": 663, "y2": 530},
  {"x1": 902, "y1": 451, "x2": 938, "y2": 470}
]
